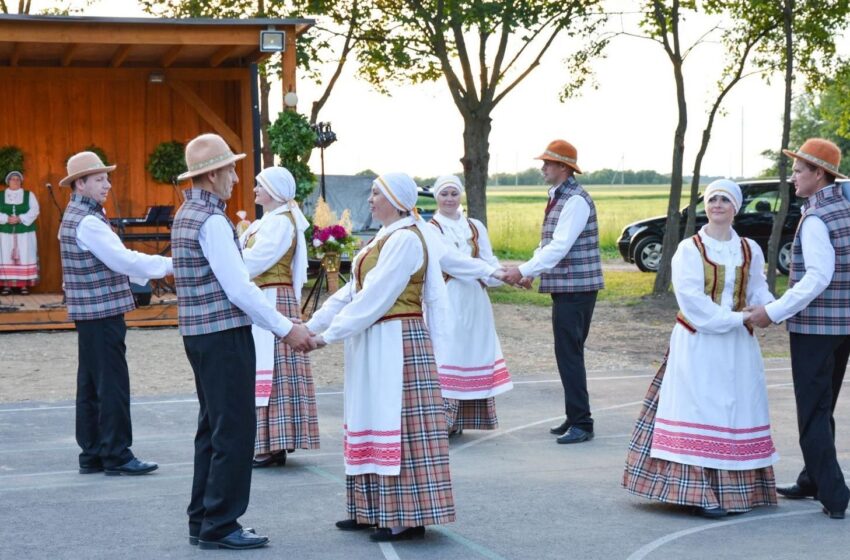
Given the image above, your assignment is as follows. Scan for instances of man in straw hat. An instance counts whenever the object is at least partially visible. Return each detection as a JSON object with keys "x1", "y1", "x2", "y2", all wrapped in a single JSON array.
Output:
[
  {"x1": 502, "y1": 139, "x2": 604, "y2": 445},
  {"x1": 747, "y1": 138, "x2": 850, "y2": 519},
  {"x1": 171, "y1": 133, "x2": 315, "y2": 550},
  {"x1": 58, "y1": 151, "x2": 173, "y2": 477}
]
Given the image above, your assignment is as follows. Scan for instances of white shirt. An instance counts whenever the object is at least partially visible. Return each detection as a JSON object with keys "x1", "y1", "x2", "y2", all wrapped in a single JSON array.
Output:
[
  {"x1": 518, "y1": 190, "x2": 590, "y2": 278},
  {"x1": 764, "y1": 214, "x2": 834, "y2": 324},
  {"x1": 241, "y1": 210, "x2": 294, "y2": 279},
  {"x1": 0, "y1": 189, "x2": 39, "y2": 226},
  {"x1": 76, "y1": 215, "x2": 172, "y2": 284},
  {"x1": 199, "y1": 214, "x2": 293, "y2": 338}
]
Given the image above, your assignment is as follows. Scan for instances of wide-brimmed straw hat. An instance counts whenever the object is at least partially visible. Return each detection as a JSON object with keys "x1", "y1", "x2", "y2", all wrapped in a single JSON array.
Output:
[
  {"x1": 782, "y1": 138, "x2": 847, "y2": 179},
  {"x1": 59, "y1": 152, "x2": 117, "y2": 187},
  {"x1": 177, "y1": 133, "x2": 246, "y2": 181},
  {"x1": 535, "y1": 139, "x2": 582, "y2": 174}
]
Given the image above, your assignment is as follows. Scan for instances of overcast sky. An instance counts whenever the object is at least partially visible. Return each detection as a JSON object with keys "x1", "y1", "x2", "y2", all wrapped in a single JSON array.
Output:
[{"x1": 87, "y1": 1, "x2": 850, "y2": 180}]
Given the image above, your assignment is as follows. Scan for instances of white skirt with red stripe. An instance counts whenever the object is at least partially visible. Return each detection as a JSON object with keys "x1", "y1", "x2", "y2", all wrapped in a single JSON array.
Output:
[
  {"x1": 437, "y1": 277, "x2": 513, "y2": 400},
  {"x1": 651, "y1": 323, "x2": 779, "y2": 471}
]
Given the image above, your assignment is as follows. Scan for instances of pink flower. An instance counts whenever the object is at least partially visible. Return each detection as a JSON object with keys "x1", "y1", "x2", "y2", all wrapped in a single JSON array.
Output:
[
  {"x1": 330, "y1": 225, "x2": 348, "y2": 239},
  {"x1": 315, "y1": 228, "x2": 331, "y2": 243}
]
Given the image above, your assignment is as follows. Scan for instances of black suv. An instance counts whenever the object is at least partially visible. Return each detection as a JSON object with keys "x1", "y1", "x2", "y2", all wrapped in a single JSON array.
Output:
[{"x1": 617, "y1": 180, "x2": 802, "y2": 275}]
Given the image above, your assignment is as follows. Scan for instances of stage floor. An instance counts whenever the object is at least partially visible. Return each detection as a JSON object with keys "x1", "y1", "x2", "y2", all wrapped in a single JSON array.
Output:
[{"x1": 0, "y1": 292, "x2": 178, "y2": 332}]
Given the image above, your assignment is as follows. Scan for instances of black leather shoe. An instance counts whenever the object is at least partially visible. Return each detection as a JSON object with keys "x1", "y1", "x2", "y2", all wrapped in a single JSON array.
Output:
[
  {"x1": 698, "y1": 506, "x2": 728, "y2": 519},
  {"x1": 556, "y1": 426, "x2": 594, "y2": 444},
  {"x1": 776, "y1": 484, "x2": 817, "y2": 500},
  {"x1": 79, "y1": 464, "x2": 103, "y2": 475},
  {"x1": 823, "y1": 506, "x2": 846, "y2": 520},
  {"x1": 369, "y1": 526, "x2": 425, "y2": 542},
  {"x1": 198, "y1": 528, "x2": 269, "y2": 550},
  {"x1": 191, "y1": 528, "x2": 255, "y2": 546},
  {"x1": 549, "y1": 420, "x2": 570, "y2": 435},
  {"x1": 253, "y1": 450, "x2": 287, "y2": 468},
  {"x1": 104, "y1": 458, "x2": 158, "y2": 476},
  {"x1": 335, "y1": 519, "x2": 377, "y2": 531}
]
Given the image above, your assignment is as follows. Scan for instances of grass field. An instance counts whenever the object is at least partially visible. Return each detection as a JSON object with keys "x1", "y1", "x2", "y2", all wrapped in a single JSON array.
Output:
[{"x1": 485, "y1": 184, "x2": 670, "y2": 259}]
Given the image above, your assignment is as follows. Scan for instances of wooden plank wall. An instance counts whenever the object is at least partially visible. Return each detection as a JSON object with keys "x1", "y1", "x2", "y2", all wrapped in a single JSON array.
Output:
[{"x1": 0, "y1": 68, "x2": 255, "y2": 293}]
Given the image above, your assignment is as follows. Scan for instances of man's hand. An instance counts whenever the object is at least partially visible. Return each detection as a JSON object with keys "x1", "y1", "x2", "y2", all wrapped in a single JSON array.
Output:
[
  {"x1": 744, "y1": 305, "x2": 772, "y2": 328},
  {"x1": 313, "y1": 335, "x2": 327, "y2": 349},
  {"x1": 517, "y1": 276, "x2": 534, "y2": 290},
  {"x1": 283, "y1": 323, "x2": 317, "y2": 352},
  {"x1": 501, "y1": 266, "x2": 523, "y2": 285}
]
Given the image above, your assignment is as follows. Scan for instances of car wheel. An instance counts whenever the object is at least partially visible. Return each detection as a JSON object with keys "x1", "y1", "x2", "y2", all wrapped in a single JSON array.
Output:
[
  {"x1": 777, "y1": 240, "x2": 792, "y2": 276},
  {"x1": 634, "y1": 236, "x2": 663, "y2": 272}
]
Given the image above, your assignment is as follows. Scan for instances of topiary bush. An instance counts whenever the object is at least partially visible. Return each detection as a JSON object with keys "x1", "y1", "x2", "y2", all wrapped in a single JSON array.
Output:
[
  {"x1": 147, "y1": 141, "x2": 187, "y2": 184},
  {"x1": 267, "y1": 111, "x2": 317, "y2": 202}
]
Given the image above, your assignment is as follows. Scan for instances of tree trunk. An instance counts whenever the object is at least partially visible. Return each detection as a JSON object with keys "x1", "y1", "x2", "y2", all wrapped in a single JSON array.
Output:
[
  {"x1": 259, "y1": 66, "x2": 274, "y2": 169},
  {"x1": 460, "y1": 111, "x2": 492, "y2": 225},
  {"x1": 653, "y1": 57, "x2": 688, "y2": 294},
  {"x1": 767, "y1": 0, "x2": 794, "y2": 291}
]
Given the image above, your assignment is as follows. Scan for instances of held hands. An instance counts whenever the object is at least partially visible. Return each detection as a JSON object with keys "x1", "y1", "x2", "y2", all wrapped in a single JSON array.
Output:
[
  {"x1": 283, "y1": 323, "x2": 318, "y2": 352},
  {"x1": 742, "y1": 305, "x2": 772, "y2": 329},
  {"x1": 500, "y1": 266, "x2": 524, "y2": 286},
  {"x1": 7, "y1": 215, "x2": 21, "y2": 225}
]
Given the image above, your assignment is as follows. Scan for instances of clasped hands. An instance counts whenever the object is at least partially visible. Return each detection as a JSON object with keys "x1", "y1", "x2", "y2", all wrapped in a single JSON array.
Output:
[
  {"x1": 282, "y1": 319, "x2": 327, "y2": 353},
  {"x1": 742, "y1": 305, "x2": 772, "y2": 329},
  {"x1": 491, "y1": 266, "x2": 533, "y2": 289}
]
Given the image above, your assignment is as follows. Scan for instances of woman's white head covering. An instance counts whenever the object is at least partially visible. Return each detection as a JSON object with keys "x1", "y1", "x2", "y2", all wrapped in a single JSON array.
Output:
[
  {"x1": 704, "y1": 179, "x2": 743, "y2": 214},
  {"x1": 433, "y1": 174, "x2": 464, "y2": 197},
  {"x1": 371, "y1": 172, "x2": 451, "y2": 363},
  {"x1": 255, "y1": 166, "x2": 310, "y2": 300}
]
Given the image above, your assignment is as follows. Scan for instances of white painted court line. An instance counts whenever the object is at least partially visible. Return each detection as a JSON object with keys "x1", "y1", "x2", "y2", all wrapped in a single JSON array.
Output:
[
  {"x1": 378, "y1": 542, "x2": 401, "y2": 560},
  {"x1": 626, "y1": 509, "x2": 820, "y2": 560}
]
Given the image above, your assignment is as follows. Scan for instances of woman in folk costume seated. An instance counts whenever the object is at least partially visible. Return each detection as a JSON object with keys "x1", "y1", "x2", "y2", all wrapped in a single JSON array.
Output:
[
  {"x1": 0, "y1": 171, "x2": 40, "y2": 295},
  {"x1": 240, "y1": 167, "x2": 319, "y2": 468},
  {"x1": 307, "y1": 172, "x2": 455, "y2": 542},
  {"x1": 427, "y1": 175, "x2": 513, "y2": 436},
  {"x1": 622, "y1": 179, "x2": 779, "y2": 519}
]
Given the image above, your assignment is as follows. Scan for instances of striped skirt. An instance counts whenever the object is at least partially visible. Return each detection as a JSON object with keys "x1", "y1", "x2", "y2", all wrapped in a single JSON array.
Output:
[
  {"x1": 622, "y1": 357, "x2": 777, "y2": 512},
  {"x1": 255, "y1": 285, "x2": 320, "y2": 454},
  {"x1": 444, "y1": 397, "x2": 498, "y2": 431},
  {"x1": 346, "y1": 318, "x2": 456, "y2": 528}
]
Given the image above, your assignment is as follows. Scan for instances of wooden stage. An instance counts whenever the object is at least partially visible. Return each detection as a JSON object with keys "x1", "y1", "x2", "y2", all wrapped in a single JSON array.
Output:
[{"x1": 0, "y1": 293, "x2": 178, "y2": 332}]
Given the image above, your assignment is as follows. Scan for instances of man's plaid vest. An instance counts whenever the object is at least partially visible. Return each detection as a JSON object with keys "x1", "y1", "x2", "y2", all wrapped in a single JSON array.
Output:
[
  {"x1": 59, "y1": 194, "x2": 135, "y2": 321},
  {"x1": 787, "y1": 183, "x2": 850, "y2": 335},
  {"x1": 538, "y1": 177, "x2": 605, "y2": 293},
  {"x1": 171, "y1": 188, "x2": 251, "y2": 336}
]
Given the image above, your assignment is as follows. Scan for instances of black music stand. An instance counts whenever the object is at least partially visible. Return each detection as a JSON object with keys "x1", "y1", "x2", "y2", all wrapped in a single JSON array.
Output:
[{"x1": 301, "y1": 258, "x2": 350, "y2": 318}]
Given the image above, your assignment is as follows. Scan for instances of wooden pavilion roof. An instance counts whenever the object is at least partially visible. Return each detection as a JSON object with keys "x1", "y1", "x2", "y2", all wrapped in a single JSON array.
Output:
[{"x1": 0, "y1": 15, "x2": 313, "y2": 69}]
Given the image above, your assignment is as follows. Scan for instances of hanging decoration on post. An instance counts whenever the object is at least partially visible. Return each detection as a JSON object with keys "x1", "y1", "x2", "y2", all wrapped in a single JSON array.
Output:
[{"x1": 309, "y1": 198, "x2": 357, "y2": 293}]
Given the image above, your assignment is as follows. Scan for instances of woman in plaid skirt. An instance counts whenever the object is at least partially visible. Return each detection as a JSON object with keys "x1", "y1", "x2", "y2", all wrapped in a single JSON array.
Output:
[
  {"x1": 242, "y1": 167, "x2": 319, "y2": 468},
  {"x1": 622, "y1": 180, "x2": 779, "y2": 518},
  {"x1": 307, "y1": 172, "x2": 455, "y2": 542},
  {"x1": 428, "y1": 175, "x2": 513, "y2": 436}
]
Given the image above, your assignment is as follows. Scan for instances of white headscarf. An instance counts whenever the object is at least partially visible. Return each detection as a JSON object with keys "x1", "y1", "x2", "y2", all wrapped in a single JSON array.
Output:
[
  {"x1": 433, "y1": 174, "x2": 464, "y2": 197},
  {"x1": 256, "y1": 166, "x2": 310, "y2": 300},
  {"x1": 704, "y1": 179, "x2": 743, "y2": 214},
  {"x1": 372, "y1": 172, "x2": 451, "y2": 363}
]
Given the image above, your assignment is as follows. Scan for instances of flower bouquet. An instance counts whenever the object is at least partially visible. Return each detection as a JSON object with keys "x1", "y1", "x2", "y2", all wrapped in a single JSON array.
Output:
[{"x1": 308, "y1": 197, "x2": 358, "y2": 260}]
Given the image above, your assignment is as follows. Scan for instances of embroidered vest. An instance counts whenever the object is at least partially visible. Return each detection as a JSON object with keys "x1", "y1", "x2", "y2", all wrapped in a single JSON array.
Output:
[
  {"x1": 355, "y1": 225, "x2": 427, "y2": 322},
  {"x1": 538, "y1": 178, "x2": 605, "y2": 293},
  {"x1": 248, "y1": 212, "x2": 297, "y2": 288},
  {"x1": 430, "y1": 217, "x2": 479, "y2": 282},
  {"x1": 59, "y1": 194, "x2": 136, "y2": 321},
  {"x1": 171, "y1": 188, "x2": 252, "y2": 336},
  {"x1": 0, "y1": 189, "x2": 37, "y2": 234},
  {"x1": 787, "y1": 184, "x2": 850, "y2": 335},
  {"x1": 675, "y1": 233, "x2": 752, "y2": 335}
]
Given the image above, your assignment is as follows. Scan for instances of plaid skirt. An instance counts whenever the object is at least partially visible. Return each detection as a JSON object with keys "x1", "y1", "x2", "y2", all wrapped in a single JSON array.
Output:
[
  {"x1": 346, "y1": 318, "x2": 456, "y2": 528},
  {"x1": 622, "y1": 357, "x2": 777, "y2": 512},
  {"x1": 444, "y1": 397, "x2": 498, "y2": 431},
  {"x1": 255, "y1": 286, "x2": 319, "y2": 454}
]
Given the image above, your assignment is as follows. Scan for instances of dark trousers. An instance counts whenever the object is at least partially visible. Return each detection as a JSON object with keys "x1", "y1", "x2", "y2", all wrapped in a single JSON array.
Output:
[
  {"x1": 789, "y1": 332, "x2": 850, "y2": 512},
  {"x1": 75, "y1": 315, "x2": 134, "y2": 469},
  {"x1": 551, "y1": 291, "x2": 597, "y2": 432},
  {"x1": 183, "y1": 326, "x2": 257, "y2": 541}
]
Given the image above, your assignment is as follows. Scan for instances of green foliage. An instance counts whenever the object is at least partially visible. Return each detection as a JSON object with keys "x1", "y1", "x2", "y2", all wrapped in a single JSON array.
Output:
[
  {"x1": 267, "y1": 111, "x2": 317, "y2": 202},
  {"x1": 147, "y1": 141, "x2": 188, "y2": 184},
  {"x1": 0, "y1": 146, "x2": 24, "y2": 185}
]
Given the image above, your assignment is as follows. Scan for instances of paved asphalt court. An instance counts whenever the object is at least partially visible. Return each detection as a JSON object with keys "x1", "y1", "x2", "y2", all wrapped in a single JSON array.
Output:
[{"x1": 1, "y1": 357, "x2": 848, "y2": 559}]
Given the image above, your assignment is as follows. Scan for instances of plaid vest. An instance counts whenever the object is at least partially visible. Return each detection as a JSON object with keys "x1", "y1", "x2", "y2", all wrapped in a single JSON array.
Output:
[
  {"x1": 787, "y1": 184, "x2": 850, "y2": 335},
  {"x1": 538, "y1": 178, "x2": 605, "y2": 293},
  {"x1": 59, "y1": 194, "x2": 136, "y2": 321},
  {"x1": 171, "y1": 188, "x2": 251, "y2": 336}
]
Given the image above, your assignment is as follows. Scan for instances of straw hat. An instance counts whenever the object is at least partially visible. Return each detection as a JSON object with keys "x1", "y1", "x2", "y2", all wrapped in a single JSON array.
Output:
[
  {"x1": 59, "y1": 152, "x2": 117, "y2": 187},
  {"x1": 782, "y1": 138, "x2": 847, "y2": 179},
  {"x1": 177, "y1": 133, "x2": 246, "y2": 181},
  {"x1": 535, "y1": 139, "x2": 582, "y2": 174}
]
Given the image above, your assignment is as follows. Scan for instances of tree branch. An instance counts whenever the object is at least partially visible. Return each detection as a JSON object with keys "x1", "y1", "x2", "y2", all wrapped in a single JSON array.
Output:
[
  {"x1": 449, "y1": 7, "x2": 479, "y2": 103},
  {"x1": 681, "y1": 23, "x2": 721, "y2": 60},
  {"x1": 310, "y1": 0, "x2": 360, "y2": 123},
  {"x1": 493, "y1": 22, "x2": 563, "y2": 106}
]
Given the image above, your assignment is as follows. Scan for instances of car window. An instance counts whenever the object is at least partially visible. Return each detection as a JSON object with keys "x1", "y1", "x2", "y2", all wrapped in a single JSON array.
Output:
[{"x1": 739, "y1": 185, "x2": 780, "y2": 214}]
